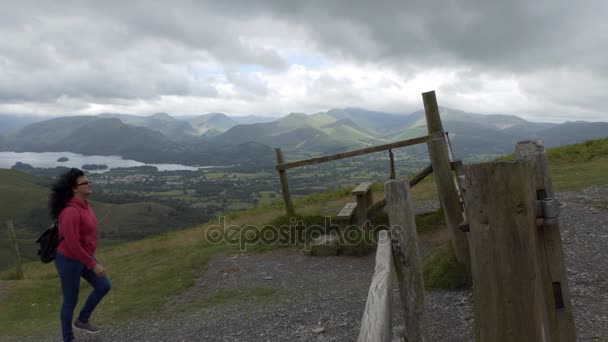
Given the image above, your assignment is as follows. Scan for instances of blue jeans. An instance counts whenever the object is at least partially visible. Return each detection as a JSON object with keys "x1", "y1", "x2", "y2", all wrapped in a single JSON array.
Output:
[{"x1": 55, "y1": 252, "x2": 111, "y2": 342}]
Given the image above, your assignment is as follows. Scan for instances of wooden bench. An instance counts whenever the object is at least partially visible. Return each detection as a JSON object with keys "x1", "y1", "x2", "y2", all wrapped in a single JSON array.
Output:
[
  {"x1": 352, "y1": 182, "x2": 373, "y2": 226},
  {"x1": 337, "y1": 202, "x2": 357, "y2": 229}
]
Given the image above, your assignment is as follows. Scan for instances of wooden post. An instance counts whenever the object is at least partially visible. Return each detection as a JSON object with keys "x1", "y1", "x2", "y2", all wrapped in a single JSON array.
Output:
[
  {"x1": 6, "y1": 220, "x2": 24, "y2": 280},
  {"x1": 274, "y1": 148, "x2": 295, "y2": 216},
  {"x1": 516, "y1": 140, "x2": 577, "y2": 342},
  {"x1": 465, "y1": 161, "x2": 546, "y2": 342},
  {"x1": 388, "y1": 149, "x2": 395, "y2": 180},
  {"x1": 422, "y1": 90, "x2": 471, "y2": 272},
  {"x1": 385, "y1": 179, "x2": 431, "y2": 342},
  {"x1": 358, "y1": 230, "x2": 394, "y2": 342}
]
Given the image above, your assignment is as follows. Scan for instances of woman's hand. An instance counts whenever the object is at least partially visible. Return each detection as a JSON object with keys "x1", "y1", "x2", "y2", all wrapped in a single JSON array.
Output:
[{"x1": 93, "y1": 263, "x2": 106, "y2": 278}]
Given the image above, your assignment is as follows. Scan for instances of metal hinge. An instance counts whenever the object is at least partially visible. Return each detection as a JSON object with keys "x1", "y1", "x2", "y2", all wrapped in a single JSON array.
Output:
[{"x1": 535, "y1": 198, "x2": 560, "y2": 226}]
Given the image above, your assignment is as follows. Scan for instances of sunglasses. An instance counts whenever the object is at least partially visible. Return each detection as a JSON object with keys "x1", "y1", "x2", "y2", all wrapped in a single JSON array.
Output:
[{"x1": 76, "y1": 181, "x2": 92, "y2": 186}]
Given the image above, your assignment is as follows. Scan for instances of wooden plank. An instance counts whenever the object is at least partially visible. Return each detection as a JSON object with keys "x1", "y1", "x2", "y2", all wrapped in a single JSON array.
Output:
[
  {"x1": 337, "y1": 203, "x2": 357, "y2": 220},
  {"x1": 409, "y1": 164, "x2": 433, "y2": 188},
  {"x1": 365, "y1": 165, "x2": 434, "y2": 215},
  {"x1": 384, "y1": 179, "x2": 431, "y2": 342},
  {"x1": 352, "y1": 182, "x2": 373, "y2": 195},
  {"x1": 422, "y1": 90, "x2": 471, "y2": 272},
  {"x1": 6, "y1": 220, "x2": 24, "y2": 280},
  {"x1": 274, "y1": 148, "x2": 295, "y2": 216},
  {"x1": 367, "y1": 198, "x2": 386, "y2": 214},
  {"x1": 464, "y1": 161, "x2": 546, "y2": 342},
  {"x1": 353, "y1": 182, "x2": 373, "y2": 226},
  {"x1": 275, "y1": 135, "x2": 435, "y2": 171},
  {"x1": 516, "y1": 140, "x2": 577, "y2": 342},
  {"x1": 358, "y1": 230, "x2": 394, "y2": 342}
]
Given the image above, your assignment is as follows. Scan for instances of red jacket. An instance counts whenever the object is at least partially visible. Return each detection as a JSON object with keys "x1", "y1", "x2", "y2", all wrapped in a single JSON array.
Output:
[{"x1": 57, "y1": 198, "x2": 98, "y2": 269}]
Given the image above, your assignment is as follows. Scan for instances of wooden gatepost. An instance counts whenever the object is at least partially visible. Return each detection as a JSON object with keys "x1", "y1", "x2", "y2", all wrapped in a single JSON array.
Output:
[
  {"x1": 464, "y1": 142, "x2": 576, "y2": 341},
  {"x1": 422, "y1": 91, "x2": 471, "y2": 272},
  {"x1": 516, "y1": 140, "x2": 577, "y2": 341},
  {"x1": 465, "y1": 161, "x2": 547, "y2": 341},
  {"x1": 358, "y1": 179, "x2": 430, "y2": 342}
]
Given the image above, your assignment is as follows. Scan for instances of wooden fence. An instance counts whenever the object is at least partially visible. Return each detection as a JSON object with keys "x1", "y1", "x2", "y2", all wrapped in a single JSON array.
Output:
[
  {"x1": 358, "y1": 179, "x2": 430, "y2": 342},
  {"x1": 357, "y1": 140, "x2": 576, "y2": 341},
  {"x1": 274, "y1": 90, "x2": 472, "y2": 271},
  {"x1": 6, "y1": 220, "x2": 24, "y2": 279},
  {"x1": 272, "y1": 91, "x2": 575, "y2": 341}
]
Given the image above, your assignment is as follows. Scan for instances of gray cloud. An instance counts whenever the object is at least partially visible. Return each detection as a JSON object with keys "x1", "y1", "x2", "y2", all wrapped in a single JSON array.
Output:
[{"x1": 0, "y1": 0, "x2": 606, "y2": 120}]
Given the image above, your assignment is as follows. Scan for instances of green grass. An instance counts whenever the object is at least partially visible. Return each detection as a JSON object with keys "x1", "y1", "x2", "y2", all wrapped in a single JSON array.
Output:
[
  {"x1": 422, "y1": 242, "x2": 468, "y2": 290},
  {"x1": 496, "y1": 137, "x2": 608, "y2": 191},
  {"x1": 415, "y1": 209, "x2": 445, "y2": 235},
  {"x1": 0, "y1": 190, "x2": 291, "y2": 337},
  {"x1": 202, "y1": 172, "x2": 270, "y2": 180},
  {"x1": 0, "y1": 169, "x2": 49, "y2": 224},
  {"x1": 0, "y1": 229, "x2": 232, "y2": 337},
  {"x1": 0, "y1": 239, "x2": 39, "y2": 274}
]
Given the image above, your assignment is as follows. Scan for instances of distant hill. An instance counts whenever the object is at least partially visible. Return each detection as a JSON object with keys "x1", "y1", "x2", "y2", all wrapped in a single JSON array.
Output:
[
  {"x1": 215, "y1": 112, "x2": 379, "y2": 152},
  {"x1": 326, "y1": 108, "x2": 418, "y2": 136},
  {"x1": 184, "y1": 113, "x2": 238, "y2": 135},
  {"x1": 99, "y1": 112, "x2": 198, "y2": 141},
  {"x1": 231, "y1": 115, "x2": 277, "y2": 124},
  {"x1": 11, "y1": 116, "x2": 178, "y2": 156},
  {"x1": 3, "y1": 108, "x2": 606, "y2": 163},
  {"x1": 4, "y1": 116, "x2": 275, "y2": 168},
  {"x1": 536, "y1": 121, "x2": 608, "y2": 147},
  {"x1": 212, "y1": 107, "x2": 607, "y2": 158},
  {"x1": 0, "y1": 114, "x2": 48, "y2": 136}
]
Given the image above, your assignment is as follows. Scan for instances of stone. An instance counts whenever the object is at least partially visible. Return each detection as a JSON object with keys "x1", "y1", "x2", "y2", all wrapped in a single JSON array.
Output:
[
  {"x1": 312, "y1": 327, "x2": 325, "y2": 334},
  {"x1": 309, "y1": 234, "x2": 340, "y2": 257}
]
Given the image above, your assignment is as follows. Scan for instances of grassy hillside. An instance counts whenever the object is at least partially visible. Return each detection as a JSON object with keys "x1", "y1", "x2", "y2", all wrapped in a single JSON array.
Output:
[
  {"x1": 1, "y1": 137, "x2": 607, "y2": 338},
  {"x1": 0, "y1": 169, "x2": 50, "y2": 225},
  {"x1": 217, "y1": 112, "x2": 384, "y2": 153},
  {"x1": 499, "y1": 137, "x2": 608, "y2": 190},
  {"x1": 0, "y1": 169, "x2": 203, "y2": 271}
]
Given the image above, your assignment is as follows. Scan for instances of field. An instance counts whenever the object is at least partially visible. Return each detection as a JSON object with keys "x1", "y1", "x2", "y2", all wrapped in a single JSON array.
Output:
[{"x1": 1, "y1": 137, "x2": 607, "y2": 337}]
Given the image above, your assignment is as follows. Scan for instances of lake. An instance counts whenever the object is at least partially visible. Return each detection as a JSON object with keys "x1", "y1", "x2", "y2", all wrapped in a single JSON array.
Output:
[{"x1": 0, "y1": 151, "x2": 220, "y2": 173}]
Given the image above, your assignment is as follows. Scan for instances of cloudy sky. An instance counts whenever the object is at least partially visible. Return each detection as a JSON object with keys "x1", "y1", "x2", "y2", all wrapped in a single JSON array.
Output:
[{"x1": 0, "y1": 0, "x2": 606, "y2": 122}]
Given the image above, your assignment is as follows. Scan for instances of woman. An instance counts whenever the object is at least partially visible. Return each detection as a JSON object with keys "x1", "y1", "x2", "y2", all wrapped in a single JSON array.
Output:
[{"x1": 49, "y1": 168, "x2": 111, "y2": 342}]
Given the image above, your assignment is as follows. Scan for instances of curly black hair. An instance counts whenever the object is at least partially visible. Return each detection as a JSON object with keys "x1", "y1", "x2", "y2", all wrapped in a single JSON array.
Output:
[{"x1": 49, "y1": 168, "x2": 85, "y2": 220}]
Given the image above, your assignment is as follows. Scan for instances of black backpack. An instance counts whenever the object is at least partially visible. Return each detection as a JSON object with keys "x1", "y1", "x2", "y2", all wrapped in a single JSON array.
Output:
[
  {"x1": 35, "y1": 222, "x2": 63, "y2": 263},
  {"x1": 36, "y1": 203, "x2": 78, "y2": 263}
]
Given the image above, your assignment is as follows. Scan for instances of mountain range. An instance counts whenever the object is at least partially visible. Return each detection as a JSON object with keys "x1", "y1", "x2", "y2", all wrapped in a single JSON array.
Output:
[{"x1": 1, "y1": 107, "x2": 606, "y2": 166}]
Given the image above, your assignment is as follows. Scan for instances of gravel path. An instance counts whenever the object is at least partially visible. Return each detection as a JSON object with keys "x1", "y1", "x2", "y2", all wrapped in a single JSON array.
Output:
[{"x1": 10, "y1": 188, "x2": 608, "y2": 341}]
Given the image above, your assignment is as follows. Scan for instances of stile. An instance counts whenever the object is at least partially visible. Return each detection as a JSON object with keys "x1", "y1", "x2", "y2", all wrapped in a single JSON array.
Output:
[
  {"x1": 516, "y1": 140, "x2": 577, "y2": 342},
  {"x1": 385, "y1": 179, "x2": 431, "y2": 342}
]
